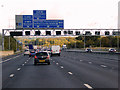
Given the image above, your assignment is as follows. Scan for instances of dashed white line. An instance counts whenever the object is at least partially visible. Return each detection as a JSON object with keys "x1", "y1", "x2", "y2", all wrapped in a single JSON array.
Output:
[
  {"x1": 56, "y1": 63, "x2": 59, "y2": 65},
  {"x1": 60, "y1": 66, "x2": 64, "y2": 69},
  {"x1": 22, "y1": 64, "x2": 24, "y2": 66},
  {"x1": 9, "y1": 74, "x2": 14, "y2": 78},
  {"x1": 101, "y1": 65, "x2": 107, "y2": 68},
  {"x1": 88, "y1": 62, "x2": 92, "y2": 64},
  {"x1": 68, "y1": 72, "x2": 73, "y2": 75},
  {"x1": 84, "y1": 84, "x2": 93, "y2": 89},
  {"x1": 17, "y1": 68, "x2": 21, "y2": 71},
  {"x1": 80, "y1": 60, "x2": 83, "y2": 62},
  {"x1": 25, "y1": 62, "x2": 27, "y2": 64}
]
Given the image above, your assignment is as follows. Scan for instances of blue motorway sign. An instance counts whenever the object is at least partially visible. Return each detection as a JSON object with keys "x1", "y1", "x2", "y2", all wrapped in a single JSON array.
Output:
[
  {"x1": 33, "y1": 10, "x2": 46, "y2": 19},
  {"x1": 23, "y1": 15, "x2": 33, "y2": 28},
  {"x1": 34, "y1": 20, "x2": 64, "y2": 28}
]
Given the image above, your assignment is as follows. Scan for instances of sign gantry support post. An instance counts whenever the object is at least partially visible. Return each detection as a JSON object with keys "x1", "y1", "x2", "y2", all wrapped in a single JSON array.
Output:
[{"x1": 2, "y1": 29, "x2": 4, "y2": 51}]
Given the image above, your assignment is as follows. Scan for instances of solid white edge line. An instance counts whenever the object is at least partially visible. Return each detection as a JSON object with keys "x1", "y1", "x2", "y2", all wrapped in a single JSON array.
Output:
[
  {"x1": 2, "y1": 55, "x2": 21, "y2": 63},
  {"x1": 84, "y1": 84, "x2": 93, "y2": 89}
]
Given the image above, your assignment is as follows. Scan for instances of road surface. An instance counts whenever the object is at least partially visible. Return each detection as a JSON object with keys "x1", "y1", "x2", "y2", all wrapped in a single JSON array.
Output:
[{"x1": 2, "y1": 51, "x2": 119, "y2": 89}]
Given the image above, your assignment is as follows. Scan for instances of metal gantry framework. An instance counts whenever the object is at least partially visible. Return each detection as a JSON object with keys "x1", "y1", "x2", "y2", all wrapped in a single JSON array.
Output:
[{"x1": 2, "y1": 28, "x2": 120, "y2": 50}]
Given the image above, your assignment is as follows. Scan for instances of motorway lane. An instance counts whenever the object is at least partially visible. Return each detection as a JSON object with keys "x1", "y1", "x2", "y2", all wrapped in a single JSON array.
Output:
[
  {"x1": 51, "y1": 51, "x2": 118, "y2": 88},
  {"x1": 2, "y1": 51, "x2": 118, "y2": 88},
  {"x1": 2, "y1": 54, "x2": 30, "y2": 87},
  {"x1": 65, "y1": 52, "x2": 118, "y2": 71},
  {"x1": 3, "y1": 56, "x2": 86, "y2": 88}
]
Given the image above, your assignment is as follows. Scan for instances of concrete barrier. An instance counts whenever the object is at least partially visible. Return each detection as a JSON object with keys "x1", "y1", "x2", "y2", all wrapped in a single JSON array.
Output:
[
  {"x1": 65, "y1": 49, "x2": 120, "y2": 54},
  {"x1": 0, "y1": 51, "x2": 14, "y2": 57}
]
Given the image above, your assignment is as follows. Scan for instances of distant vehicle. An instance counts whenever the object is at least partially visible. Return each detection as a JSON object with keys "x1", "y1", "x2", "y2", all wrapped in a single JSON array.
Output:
[
  {"x1": 29, "y1": 51, "x2": 36, "y2": 57},
  {"x1": 24, "y1": 49, "x2": 29, "y2": 56},
  {"x1": 109, "y1": 48, "x2": 116, "y2": 53},
  {"x1": 34, "y1": 51, "x2": 50, "y2": 65},
  {"x1": 51, "y1": 45, "x2": 61, "y2": 56},
  {"x1": 85, "y1": 48, "x2": 92, "y2": 52},
  {"x1": 29, "y1": 44, "x2": 33, "y2": 49},
  {"x1": 62, "y1": 45, "x2": 67, "y2": 50},
  {"x1": 47, "y1": 48, "x2": 52, "y2": 55}
]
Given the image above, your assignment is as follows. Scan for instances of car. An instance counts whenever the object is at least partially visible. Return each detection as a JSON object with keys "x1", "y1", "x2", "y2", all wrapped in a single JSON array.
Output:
[
  {"x1": 34, "y1": 51, "x2": 50, "y2": 65},
  {"x1": 109, "y1": 48, "x2": 116, "y2": 53},
  {"x1": 50, "y1": 45, "x2": 61, "y2": 56},
  {"x1": 29, "y1": 50, "x2": 36, "y2": 57},
  {"x1": 24, "y1": 49, "x2": 30, "y2": 56},
  {"x1": 85, "y1": 48, "x2": 92, "y2": 52}
]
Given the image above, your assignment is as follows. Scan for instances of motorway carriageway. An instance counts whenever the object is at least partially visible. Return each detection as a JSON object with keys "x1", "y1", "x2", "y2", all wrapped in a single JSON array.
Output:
[{"x1": 1, "y1": 51, "x2": 119, "y2": 89}]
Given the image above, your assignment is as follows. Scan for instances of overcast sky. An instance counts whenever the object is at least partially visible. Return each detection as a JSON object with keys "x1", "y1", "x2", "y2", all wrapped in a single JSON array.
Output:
[{"x1": 0, "y1": 0, "x2": 119, "y2": 33}]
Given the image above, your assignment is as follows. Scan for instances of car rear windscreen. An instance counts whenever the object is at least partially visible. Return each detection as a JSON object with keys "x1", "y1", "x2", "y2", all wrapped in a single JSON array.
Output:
[{"x1": 36, "y1": 52, "x2": 48, "y2": 56}]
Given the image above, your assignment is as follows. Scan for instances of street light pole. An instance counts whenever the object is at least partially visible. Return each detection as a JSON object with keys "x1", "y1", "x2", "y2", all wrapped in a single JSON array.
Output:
[{"x1": 9, "y1": 36, "x2": 10, "y2": 50}]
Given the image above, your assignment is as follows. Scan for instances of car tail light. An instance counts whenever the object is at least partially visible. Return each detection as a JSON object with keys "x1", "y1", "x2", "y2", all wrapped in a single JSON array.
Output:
[
  {"x1": 35, "y1": 56, "x2": 37, "y2": 59},
  {"x1": 46, "y1": 55, "x2": 49, "y2": 59},
  {"x1": 29, "y1": 53, "x2": 31, "y2": 55},
  {"x1": 59, "y1": 50, "x2": 61, "y2": 52},
  {"x1": 51, "y1": 50, "x2": 53, "y2": 52}
]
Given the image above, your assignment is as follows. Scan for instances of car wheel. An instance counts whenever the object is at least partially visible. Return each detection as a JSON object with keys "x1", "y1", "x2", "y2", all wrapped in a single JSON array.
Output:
[
  {"x1": 48, "y1": 62, "x2": 50, "y2": 65},
  {"x1": 24, "y1": 54, "x2": 25, "y2": 56},
  {"x1": 34, "y1": 61, "x2": 37, "y2": 65},
  {"x1": 51, "y1": 54, "x2": 52, "y2": 57},
  {"x1": 58, "y1": 53, "x2": 60, "y2": 56},
  {"x1": 29, "y1": 55, "x2": 31, "y2": 57}
]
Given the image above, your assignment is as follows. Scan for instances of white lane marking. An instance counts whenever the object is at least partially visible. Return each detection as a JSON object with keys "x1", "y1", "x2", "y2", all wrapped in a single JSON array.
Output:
[
  {"x1": 84, "y1": 84, "x2": 93, "y2": 89},
  {"x1": 101, "y1": 65, "x2": 107, "y2": 68},
  {"x1": 80, "y1": 60, "x2": 83, "y2": 62},
  {"x1": 51, "y1": 59, "x2": 52, "y2": 60},
  {"x1": 88, "y1": 62, "x2": 92, "y2": 64},
  {"x1": 25, "y1": 62, "x2": 27, "y2": 64},
  {"x1": 27, "y1": 60, "x2": 28, "y2": 62},
  {"x1": 60, "y1": 66, "x2": 64, "y2": 69},
  {"x1": 17, "y1": 68, "x2": 21, "y2": 71},
  {"x1": 53, "y1": 61, "x2": 55, "y2": 62},
  {"x1": 22, "y1": 64, "x2": 24, "y2": 66},
  {"x1": 9, "y1": 74, "x2": 14, "y2": 78},
  {"x1": 68, "y1": 72, "x2": 73, "y2": 75},
  {"x1": 1, "y1": 55, "x2": 21, "y2": 63},
  {"x1": 56, "y1": 63, "x2": 59, "y2": 65}
]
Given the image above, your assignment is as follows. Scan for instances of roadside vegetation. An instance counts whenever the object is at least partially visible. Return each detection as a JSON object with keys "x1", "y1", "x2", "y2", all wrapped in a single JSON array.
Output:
[
  {"x1": 4, "y1": 36, "x2": 22, "y2": 52},
  {"x1": 22, "y1": 36, "x2": 120, "y2": 49}
]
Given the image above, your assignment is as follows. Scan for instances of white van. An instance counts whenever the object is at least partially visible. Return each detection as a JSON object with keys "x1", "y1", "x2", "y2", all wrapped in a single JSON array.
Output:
[
  {"x1": 51, "y1": 45, "x2": 61, "y2": 56},
  {"x1": 24, "y1": 49, "x2": 30, "y2": 56}
]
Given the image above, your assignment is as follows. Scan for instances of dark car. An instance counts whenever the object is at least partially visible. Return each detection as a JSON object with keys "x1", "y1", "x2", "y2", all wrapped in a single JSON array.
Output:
[
  {"x1": 29, "y1": 51, "x2": 36, "y2": 57},
  {"x1": 34, "y1": 51, "x2": 50, "y2": 65},
  {"x1": 109, "y1": 48, "x2": 116, "y2": 53},
  {"x1": 85, "y1": 48, "x2": 92, "y2": 52}
]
